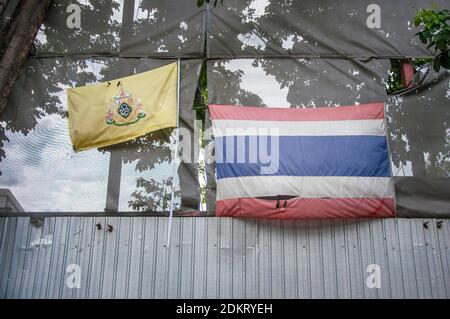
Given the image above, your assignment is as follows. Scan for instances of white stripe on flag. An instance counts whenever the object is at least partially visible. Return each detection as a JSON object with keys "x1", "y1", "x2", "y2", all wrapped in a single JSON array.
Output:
[
  {"x1": 216, "y1": 176, "x2": 394, "y2": 201},
  {"x1": 212, "y1": 119, "x2": 386, "y2": 137}
]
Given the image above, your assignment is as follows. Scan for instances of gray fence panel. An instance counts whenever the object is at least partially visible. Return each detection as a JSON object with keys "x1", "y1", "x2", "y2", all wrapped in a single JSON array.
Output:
[{"x1": 1, "y1": 217, "x2": 449, "y2": 299}]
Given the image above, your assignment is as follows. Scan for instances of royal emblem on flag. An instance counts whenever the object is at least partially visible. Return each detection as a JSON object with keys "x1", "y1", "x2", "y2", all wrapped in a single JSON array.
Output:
[{"x1": 106, "y1": 83, "x2": 146, "y2": 127}]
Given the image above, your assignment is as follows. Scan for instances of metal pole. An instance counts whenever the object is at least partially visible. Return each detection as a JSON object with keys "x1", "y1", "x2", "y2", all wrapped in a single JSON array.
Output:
[
  {"x1": 166, "y1": 59, "x2": 181, "y2": 248},
  {"x1": 105, "y1": 148, "x2": 122, "y2": 213}
]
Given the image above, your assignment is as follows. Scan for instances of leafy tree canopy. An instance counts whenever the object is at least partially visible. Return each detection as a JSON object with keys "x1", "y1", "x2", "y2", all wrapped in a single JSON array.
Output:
[{"x1": 414, "y1": 8, "x2": 450, "y2": 72}]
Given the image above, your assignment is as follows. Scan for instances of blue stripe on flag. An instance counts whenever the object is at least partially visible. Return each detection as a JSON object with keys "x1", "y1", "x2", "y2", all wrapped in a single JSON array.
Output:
[{"x1": 215, "y1": 135, "x2": 391, "y2": 179}]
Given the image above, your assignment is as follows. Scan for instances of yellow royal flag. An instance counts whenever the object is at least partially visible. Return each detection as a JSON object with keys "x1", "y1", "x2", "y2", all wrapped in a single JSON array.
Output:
[{"x1": 68, "y1": 62, "x2": 177, "y2": 151}]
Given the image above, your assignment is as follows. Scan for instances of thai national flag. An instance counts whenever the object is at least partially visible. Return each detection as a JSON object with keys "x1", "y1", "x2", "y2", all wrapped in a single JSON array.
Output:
[{"x1": 209, "y1": 103, "x2": 395, "y2": 219}]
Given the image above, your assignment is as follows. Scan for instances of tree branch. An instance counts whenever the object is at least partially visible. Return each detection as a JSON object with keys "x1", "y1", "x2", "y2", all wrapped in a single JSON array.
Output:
[
  {"x1": 0, "y1": 0, "x2": 53, "y2": 115},
  {"x1": 1, "y1": 0, "x2": 23, "y2": 52},
  {"x1": 0, "y1": 0, "x2": 9, "y2": 18}
]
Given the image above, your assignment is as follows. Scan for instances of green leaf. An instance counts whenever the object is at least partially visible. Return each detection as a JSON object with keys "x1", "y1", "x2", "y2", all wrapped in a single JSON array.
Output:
[
  {"x1": 414, "y1": 16, "x2": 421, "y2": 27},
  {"x1": 437, "y1": 42, "x2": 448, "y2": 52},
  {"x1": 433, "y1": 58, "x2": 441, "y2": 72},
  {"x1": 440, "y1": 52, "x2": 450, "y2": 69},
  {"x1": 444, "y1": 29, "x2": 450, "y2": 41},
  {"x1": 433, "y1": 31, "x2": 445, "y2": 43},
  {"x1": 419, "y1": 32, "x2": 428, "y2": 44},
  {"x1": 197, "y1": 0, "x2": 205, "y2": 7}
]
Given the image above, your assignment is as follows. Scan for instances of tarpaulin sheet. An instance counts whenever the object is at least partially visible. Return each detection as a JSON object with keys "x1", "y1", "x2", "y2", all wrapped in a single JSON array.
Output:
[
  {"x1": 208, "y1": 58, "x2": 391, "y2": 107},
  {"x1": 387, "y1": 72, "x2": 450, "y2": 218},
  {"x1": 395, "y1": 177, "x2": 450, "y2": 218},
  {"x1": 35, "y1": 0, "x2": 449, "y2": 59},
  {"x1": 35, "y1": 0, "x2": 205, "y2": 57},
  {"x1": 386, "y1": 72, "x2": 450, "y2": 179},
  {"x1": 2, "y1": 0, "x2": 449, "y2": 218},
  {"x1": 0, "y1": 58, "x2": 202, "y2": 214},
  {"x1": 207, "y1": 0, "x2": 449, "y2": 58}
]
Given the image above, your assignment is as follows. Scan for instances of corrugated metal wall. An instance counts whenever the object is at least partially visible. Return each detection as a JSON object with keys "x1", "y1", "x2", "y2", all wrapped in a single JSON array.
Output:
[{"x1": 0, "y1": 217, "x2": 449, "y2": 299}]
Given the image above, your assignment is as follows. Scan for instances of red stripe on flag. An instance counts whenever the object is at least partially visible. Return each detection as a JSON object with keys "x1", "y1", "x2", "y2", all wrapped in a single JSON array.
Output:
[
  {"x1": 209, "y1": 103, "x2": 385, "y2": 121},
  {"x1": 216, "y1": 197, "x2": 395, "y2": 219}
]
